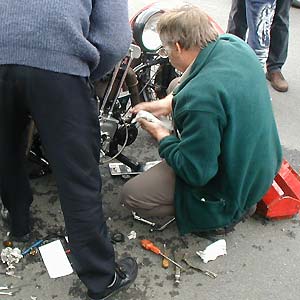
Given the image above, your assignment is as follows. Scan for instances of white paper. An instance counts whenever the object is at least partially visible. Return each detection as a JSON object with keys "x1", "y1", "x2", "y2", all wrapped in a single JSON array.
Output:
[
  {"x1": 39, "y1": 240, "x2": 73, "y2": 278},
  {"x1": 196, "y1": 239, "x2": 227, "y2": 263}
]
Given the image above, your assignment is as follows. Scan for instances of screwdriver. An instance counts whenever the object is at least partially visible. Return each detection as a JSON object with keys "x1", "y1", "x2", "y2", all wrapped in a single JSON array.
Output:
[{"x1": 140, "y1": 239, "x2": 184, "y2": 270}]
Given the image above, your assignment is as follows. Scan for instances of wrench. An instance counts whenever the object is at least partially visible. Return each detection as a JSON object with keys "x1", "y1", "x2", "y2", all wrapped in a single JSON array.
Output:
[
  {"x1": 132, "y1": 211, "x2": 156, "y2": 227},
  {"x1": 0, "y1": 291, "x2": 13, "y2": 296},
  {"x1": 149, "y1": 217, "x2": 176, "y2": 232}
]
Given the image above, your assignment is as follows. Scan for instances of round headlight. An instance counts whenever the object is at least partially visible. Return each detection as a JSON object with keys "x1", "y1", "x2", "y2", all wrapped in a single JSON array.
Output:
[{"x1": 132, "y1": 7, "x2": 164, "y2": 53}]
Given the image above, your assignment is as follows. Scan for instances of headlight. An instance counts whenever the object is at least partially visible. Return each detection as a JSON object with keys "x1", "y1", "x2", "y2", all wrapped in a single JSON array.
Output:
[{"x1": 132, "y1": 7, "x2": 164, "y2": 53}]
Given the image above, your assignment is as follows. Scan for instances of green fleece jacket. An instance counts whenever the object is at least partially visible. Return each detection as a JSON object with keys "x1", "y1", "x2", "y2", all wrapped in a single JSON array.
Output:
[{"x1": 159, "y1": 34, "x2": 282, "y2": 235}]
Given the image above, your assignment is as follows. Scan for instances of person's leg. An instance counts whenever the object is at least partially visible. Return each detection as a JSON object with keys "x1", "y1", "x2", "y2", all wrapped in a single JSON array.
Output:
[
  {"x1": 227, "y1": 0, "x2": 248, "y2": 39},
  {"x1": 121, "y1": 160, "x2": 175, "y2": 217},
  {"x1": 246, "y1": 0, "x2": 276, "y2": 67},
  {"x1": 19, "y1": 66, "x2": 115, "y2": 294},
  {"x1": 0, "y1": 66, "x2": 33, "y2": 237},
  {"x1": 266, "y1": 0, "x2": 291, "y2": 92}
]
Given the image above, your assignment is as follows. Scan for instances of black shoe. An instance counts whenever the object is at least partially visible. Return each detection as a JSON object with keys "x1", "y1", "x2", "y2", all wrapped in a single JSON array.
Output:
[
  {"x1": 1, "y1": 207, "x2": 32, "y2": 242},
  {"x1": 1, "y1": 205, "x2": 10, "y2": 224},
  {"x1": 7, "y1": 232, "x2": 32, "y2": 243},
  {"x1": 87, "y1": 257, "x2": 138, "y2": 300}
]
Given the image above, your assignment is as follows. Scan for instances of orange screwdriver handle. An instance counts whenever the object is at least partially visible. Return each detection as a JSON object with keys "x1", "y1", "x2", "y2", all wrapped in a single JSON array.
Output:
[{"x1": 141, "y1": 239, "x2": 161, "y2": 255}]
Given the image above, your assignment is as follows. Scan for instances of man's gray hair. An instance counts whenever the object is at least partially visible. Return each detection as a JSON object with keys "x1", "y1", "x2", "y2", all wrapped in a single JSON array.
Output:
[{"x1": 157, "y1": 5, "x2": 219, "y2": 50}]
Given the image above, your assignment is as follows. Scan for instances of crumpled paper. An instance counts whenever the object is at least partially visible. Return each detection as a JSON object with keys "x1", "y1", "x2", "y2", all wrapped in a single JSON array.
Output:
[
  {"x1": 196, "y1": 239, "x2": 227, "y2": 263},
  {"x1": 127, "y1": 231, "x2": 137, "y2": 240},
  {"x1": 1, "y1": 247, "x2": 23, "y2": 271}
]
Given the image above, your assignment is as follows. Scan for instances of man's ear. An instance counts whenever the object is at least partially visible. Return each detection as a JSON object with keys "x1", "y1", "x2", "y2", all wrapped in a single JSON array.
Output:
[{"x1": 175, "y1": 42, "x2": 183, "y2": 53}]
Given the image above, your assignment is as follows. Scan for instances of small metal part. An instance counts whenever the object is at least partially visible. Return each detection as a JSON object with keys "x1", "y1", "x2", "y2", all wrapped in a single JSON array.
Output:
[
  {"x1": 5, "y1": 272, "x2": 22, "y2": 279},
  {"x1": 21, "y1": 239, "x2": 44, "y2": 256},
  {"x1": 132, "y1": 211, "x2": 156, "y2": 227},
  {"x1": 174, "y1": 267, "x2": 181, "y2": 286},
  {"x1": 174, "y1": 250, "x2": 183, "y2": 286},
  {"x1": 183, "y1": 253, "x2": 217, "y2": 279},
  {"x1": 0, "y1": 287, "x2": 8, "y2": 290},
  {"x1": 0, "y1": 291, "x2": 14, "y2": 296},
  {"x1": 111, "y1": 232, "x2": 125, "y2": 243},
  {"x1": 29, "y1": 248, "x2": 38, "y2": 256},
  {"x1": 149, "y1": 217, "x2": 175, "y2": 232},
  {"x1": 3, "y1": 241, "x2": 13, "y2": 248}
]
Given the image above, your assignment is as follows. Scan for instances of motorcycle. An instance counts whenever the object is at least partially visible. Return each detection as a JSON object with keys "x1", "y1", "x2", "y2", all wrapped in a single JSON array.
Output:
[{"x1": 28, "y1": 3, "x2": 178, "y2": 177}]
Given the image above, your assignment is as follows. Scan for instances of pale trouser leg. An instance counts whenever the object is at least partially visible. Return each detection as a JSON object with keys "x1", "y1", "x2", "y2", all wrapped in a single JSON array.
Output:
[
  {"x1": 120, "y1": 160, "x2": 175, "y2": 217},
  {"x1": 246, "y1": 0, "x2": 276, "y2": 67}
]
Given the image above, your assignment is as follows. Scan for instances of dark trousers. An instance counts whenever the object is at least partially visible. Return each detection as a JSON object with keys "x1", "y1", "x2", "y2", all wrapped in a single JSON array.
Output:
[
  {"x1": 227, "y1": 0, "x2": 291, "y2": 72},
  {"x1": 0, "y1": 65, "x2": 114, "y2": 294}
]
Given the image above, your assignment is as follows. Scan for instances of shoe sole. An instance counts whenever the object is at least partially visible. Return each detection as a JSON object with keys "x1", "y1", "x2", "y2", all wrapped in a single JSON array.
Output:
[{"x1": 89, "y1": 270, "x2": 138, "y2": 300}]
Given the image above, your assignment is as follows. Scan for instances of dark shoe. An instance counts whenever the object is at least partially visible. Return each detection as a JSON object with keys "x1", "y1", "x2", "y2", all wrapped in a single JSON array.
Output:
[
  {"x1": 1, "y1": 207, "x2": 32, "y2": 242},
  {"x1": 292, "y1": 0, "x2": 300, "y2": 8},
  {"x1": 194, "y1": 204, "x2": 257, "y2": 238},
  {"x1": 7, "y1": 232, "x2": 31, "y2": 243},
  {"x1": 0, "y1": 205, "x2": 10, "y2": 224},
  {"x1": 266, "y1": 71, "x2": 288, "y2": 92},
  {"x1": 88, "y1": 257, "x2": 138, "y2": 300}
]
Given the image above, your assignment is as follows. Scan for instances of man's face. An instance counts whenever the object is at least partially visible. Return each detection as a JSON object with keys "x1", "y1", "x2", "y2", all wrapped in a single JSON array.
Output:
[{"x1": 159, "y1": 43, "x2": 185, "y2": 72}]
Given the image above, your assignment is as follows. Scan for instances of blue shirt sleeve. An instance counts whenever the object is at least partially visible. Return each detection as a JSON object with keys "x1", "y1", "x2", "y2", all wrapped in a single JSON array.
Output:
[{"x1": 88, "y1": 0, "x2": 132, "y2": 80}]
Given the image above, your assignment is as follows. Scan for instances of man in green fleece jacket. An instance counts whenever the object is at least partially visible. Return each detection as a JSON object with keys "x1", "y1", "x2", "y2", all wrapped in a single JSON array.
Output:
[{"x1": 121, "y1": 5, "x2": 282, "y2": 235}]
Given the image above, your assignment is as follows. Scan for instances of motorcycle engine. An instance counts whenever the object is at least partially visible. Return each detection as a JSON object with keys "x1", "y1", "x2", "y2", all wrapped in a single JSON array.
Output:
[{"x1": 99, "y1": 115, "x2": 119, "y2": 155}]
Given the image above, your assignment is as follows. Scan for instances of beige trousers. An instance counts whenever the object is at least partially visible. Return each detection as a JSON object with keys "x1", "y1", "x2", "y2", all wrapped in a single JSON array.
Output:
[{"x1": 120, "y1": 160, "x2": 175, "y2": 217}]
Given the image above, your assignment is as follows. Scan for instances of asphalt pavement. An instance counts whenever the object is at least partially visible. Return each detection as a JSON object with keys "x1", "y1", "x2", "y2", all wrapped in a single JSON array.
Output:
[{"x1": 1, "y1": 1, "x2": 299, "y2": 300}]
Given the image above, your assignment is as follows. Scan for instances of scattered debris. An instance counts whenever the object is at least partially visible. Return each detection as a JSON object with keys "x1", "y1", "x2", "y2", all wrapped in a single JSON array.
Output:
[
  {"x1": 127, "y1": 231, "x2": 137, "y2": 240},
  {"x1": 1, "y1": 247, "x2": 23, "y2": 272},
  {"x1": 0, "y1": 286, "x2": 14, "y2": 296},
  {"x1": 183, "y1": 253, "x2": 217, "y2": 278},
  {"x1": 111, "y1": 232, "x2": 125, "y2": 243},
  {"x1": 196, "y1": 239, "x2": 227, "y2": 263}
]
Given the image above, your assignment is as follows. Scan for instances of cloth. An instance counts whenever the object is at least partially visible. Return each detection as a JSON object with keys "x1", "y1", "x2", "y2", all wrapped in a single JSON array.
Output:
[
  {"x1": 0, "y1": 65, "x2": 115, "y2": 294},
  {"x1": 227, "y1": 0, "x2": 291, "y2": 71},
  {"x1": 159, "y1": 34, "x2": 282, "y2": 235},
  {"x1": 0, "y1": 0, "x2": 132, "y2": 80}
]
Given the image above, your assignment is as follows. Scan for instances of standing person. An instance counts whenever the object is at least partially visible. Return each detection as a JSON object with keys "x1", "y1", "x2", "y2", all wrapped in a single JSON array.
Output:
[
  {"x1": 121, "y1": 5, "x2": 282, "y2": 235},
  {"x1": 227, "y1": 0, "x2": 291, "y2": 92},
  {"x1": 0, "y1": 1, "x2": 138, "y2": 299},
  {"x1": 292, "y1": 0, "x2": 300, "y2": 8}
]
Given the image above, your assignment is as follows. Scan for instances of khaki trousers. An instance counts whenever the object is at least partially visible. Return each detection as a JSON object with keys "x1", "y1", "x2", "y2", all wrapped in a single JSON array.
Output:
[{"x1": 120, "y1": 160, "x2": 175, "y2": 217}]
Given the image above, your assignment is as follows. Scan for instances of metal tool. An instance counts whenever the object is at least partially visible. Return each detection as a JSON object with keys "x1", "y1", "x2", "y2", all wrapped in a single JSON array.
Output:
[
  {"x1": 0, "y1": 288, "x2": 13, "y2": 296},
  {"x1": 132, "y1": 211, "x2": 156, "y2": 227},
  {"x1": 149, "y1": 217, "x2": 175, "y2": 232},
  {"x1": 174, "y1": 250, "x2": 183, "y2": 286},
  {"x1": 0, "y1": 291, "x2": 14, "y2": 296},
  {"x1": 22, "y1": 239, "x2": 44, "y2": 256},
  {"x1": 111, "y1": 232, "x2": 125, "y2": 244},
  {"x1": 140, "y1": 239, "x2": 184, "y2": 270},
  {"x1": 183, "y1": 253, "x2": 217, "y2": 279}
]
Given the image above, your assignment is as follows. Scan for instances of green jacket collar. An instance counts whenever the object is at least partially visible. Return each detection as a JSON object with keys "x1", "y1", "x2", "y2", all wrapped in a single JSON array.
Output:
[{"x1": 173, "y1": 36, "x2": 221, "y2": 95}]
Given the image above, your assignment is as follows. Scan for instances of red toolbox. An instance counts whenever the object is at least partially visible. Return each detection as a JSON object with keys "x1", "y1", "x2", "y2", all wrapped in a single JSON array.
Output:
[{"x1": 256, "y1": 159, "x2": 300, "y2": 219}]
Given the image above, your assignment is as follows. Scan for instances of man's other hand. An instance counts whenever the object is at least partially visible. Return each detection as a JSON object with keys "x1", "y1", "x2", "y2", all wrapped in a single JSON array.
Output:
[{"x1": 138, "y1": 118, "x2": 171, "y2": 142}]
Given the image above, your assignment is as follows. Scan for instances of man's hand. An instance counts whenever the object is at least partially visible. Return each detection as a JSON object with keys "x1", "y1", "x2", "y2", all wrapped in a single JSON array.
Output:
[
  {"x1": 131, "y1": 94, "x2": 173, "y2": 117},
  {"x1": 138, "y1": 118, "x2": 171, "y2": 142}
]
